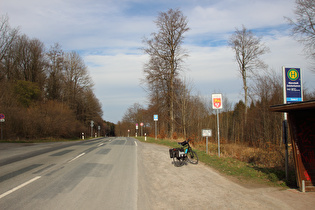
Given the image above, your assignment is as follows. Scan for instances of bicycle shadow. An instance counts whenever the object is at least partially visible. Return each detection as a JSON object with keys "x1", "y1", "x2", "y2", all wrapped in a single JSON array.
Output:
[{"x1": 171, "y1": 160, "x2": 188, "y2": 167}]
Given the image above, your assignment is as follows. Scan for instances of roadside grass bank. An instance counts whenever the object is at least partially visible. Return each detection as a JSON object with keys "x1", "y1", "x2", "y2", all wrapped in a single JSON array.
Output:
[{"x1": 135, "y1": 136, "x2": 296, "y2": 189}]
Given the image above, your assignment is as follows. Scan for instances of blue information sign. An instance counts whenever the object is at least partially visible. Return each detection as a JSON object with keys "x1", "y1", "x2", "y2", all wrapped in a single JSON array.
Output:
[
  {"x1": 153, "y1": 114, "x2": 158, "y2": 121},
  {"x1": 284, "y1": 68, "x2": 302, "y2": 103}
]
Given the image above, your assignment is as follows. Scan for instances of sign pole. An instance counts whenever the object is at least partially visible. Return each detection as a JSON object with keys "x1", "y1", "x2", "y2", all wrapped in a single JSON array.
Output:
[
  {"x1": 90, "y1": 120, "x2": 94, "y2": 138},
  {"x1": 140, "y1": 123, "x2": 144, "y2": 136},
  {"x1": 206, "y1": 136, "x2": 209, "y2": 154},
  {"x1": 217, "y1": 109, "x2": 220, "y2": 157},
  {"x1": 1, "y1": 121, "x2": 2, "y2": 140},
  {"x1": 212, "y1": 94, "x2": 222, "y2": 157},
  {"x1": 155, "y1": 121, "x2": 157, "y2": 140},
  {"x1": 154, "y1": 115, "x2": 158, "y2": 140},
  {"x1": 282, "y1": 67, "x2": 302, "y2": 180},
  {"x1": 282, "y1": 66, "x2": 288, "y2": 180}
]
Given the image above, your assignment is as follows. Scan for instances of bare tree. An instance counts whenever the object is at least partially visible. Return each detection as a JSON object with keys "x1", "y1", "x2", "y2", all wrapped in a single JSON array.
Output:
[
  {"x1": 63, "y1": 51, "x2": 92, "y2": 110},
  {"x1": 142, "y1": 8, "x2": 190, "y2": 137},
  {"x1": 286, "y1": 0, "x2": 315, "y2": 65},
  {"x1": 228, "y1": 25, "x2": 269, "y2": 120},
  {"x1": 0, "y1": 15, "x2": 19, "y2": 63},
  {"x1": 122, "y1": 103, "x2": 145, "y2": 124},
  {"x1": 46, "y1": 43, "x2": 64, "y2": 100}
]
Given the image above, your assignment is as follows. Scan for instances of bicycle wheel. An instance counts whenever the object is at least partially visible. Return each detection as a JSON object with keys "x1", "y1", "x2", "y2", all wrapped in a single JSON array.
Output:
[
  {"x1": 173, "y1": 157, "x2": 185, "y2": 167},
  {"x1": 187, "y1": 150, "x2": 198, "y2": 164}
]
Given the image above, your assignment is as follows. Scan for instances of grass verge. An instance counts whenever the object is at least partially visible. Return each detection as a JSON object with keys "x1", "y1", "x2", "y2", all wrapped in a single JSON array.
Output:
[{"x1": 136, "y1": 136, "x2": 294, "y2": 188}]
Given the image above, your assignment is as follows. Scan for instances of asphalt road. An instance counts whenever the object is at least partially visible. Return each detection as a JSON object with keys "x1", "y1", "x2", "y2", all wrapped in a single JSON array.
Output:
[
  {"x1": 0, "y1": 137, "x2": 137, "y2": 209},
  {"x1": 1, "y1": 137, "x2": 314, "y2": 210}
]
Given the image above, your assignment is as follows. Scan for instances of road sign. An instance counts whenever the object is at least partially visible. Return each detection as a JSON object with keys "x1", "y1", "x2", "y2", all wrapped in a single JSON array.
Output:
[
  {"x1": 140, "y1": 122, "x2": 144, "y2": 126},
  {"x1": 154, "y1": 115, "x2": 158, "y2": 121},
  {"x1": 283, "y1": 67, "x2": 303, "y2": 103},
  {"x1": 0, "y1": 114, "x2": 5, "y2": 122},
  {"x1": 212, "y1": 94, "x2": 223, "y2": 109},
  {"x1": 202, "y1": 129, "x2": 212, "y2": 137}
]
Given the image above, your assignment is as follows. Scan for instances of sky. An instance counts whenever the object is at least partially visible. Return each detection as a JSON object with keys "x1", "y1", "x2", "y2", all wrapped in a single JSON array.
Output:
[{"x1": 1, "y1": 0, "x2": 315, "y2": 123}]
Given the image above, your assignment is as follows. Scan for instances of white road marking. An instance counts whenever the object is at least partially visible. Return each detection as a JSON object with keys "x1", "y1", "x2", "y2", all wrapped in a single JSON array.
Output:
[
  {"x1": 69, "y1": 153, "x2": 85, "y2": 163},
  {"x1": 134, "y1": 141, "x2": 138, "y2": 146},
  {"x1": 0, "y1": 176, "x2": 41, "y2": 199},
  {"x1": 98, "y1": 143, "x2": 104, "y2": 147}
]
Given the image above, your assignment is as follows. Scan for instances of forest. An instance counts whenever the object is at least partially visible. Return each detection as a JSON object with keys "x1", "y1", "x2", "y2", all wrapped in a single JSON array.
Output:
[{"x1": 0, "y1": 15, "x2": 115, "y2": 140}]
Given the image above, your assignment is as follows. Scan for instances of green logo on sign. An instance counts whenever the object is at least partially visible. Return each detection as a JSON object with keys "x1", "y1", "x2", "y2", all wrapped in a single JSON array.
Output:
[{"x1": 287, "y1": 68, "x2": 299, "y2": 81}]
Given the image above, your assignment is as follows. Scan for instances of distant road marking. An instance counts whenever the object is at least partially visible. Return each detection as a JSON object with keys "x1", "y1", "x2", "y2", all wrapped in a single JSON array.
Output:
[
  {"x1": 0, "y1": 176, "x2": 41, "y2": 199},
  {"x1": 69, "y1": 153, "x2": 85, "y2": 163},
  {"x1": 98, "y1": 143, "x2": 104, "y2": 147},
  {"x1": 134, "y1": 141, "x2": 138, "y2": 146}
]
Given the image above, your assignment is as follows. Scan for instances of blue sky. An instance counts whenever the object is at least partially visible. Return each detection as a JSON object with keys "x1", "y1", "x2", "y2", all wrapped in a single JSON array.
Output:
[{"x1": 1, "y1": 0, "x2": 315, "y2": 123}]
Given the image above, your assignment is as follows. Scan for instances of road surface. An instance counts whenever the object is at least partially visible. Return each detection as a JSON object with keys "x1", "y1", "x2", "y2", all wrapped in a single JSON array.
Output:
[{"x1": 0, "y1": 137, "x2": 314, "y2": 209}]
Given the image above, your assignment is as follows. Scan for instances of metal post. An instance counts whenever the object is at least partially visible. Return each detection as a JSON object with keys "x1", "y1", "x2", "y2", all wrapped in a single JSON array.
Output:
[
  {"x1": 206, "y1": 136, "x2": 209, "y2": 154},
  {"x1": 155, "y1": 121, "x2": 157, "y2": 140},
  {"x1": 1, "y1": 122, "x2": 2, "y2": 140},
  {"x1": 282, "y1": 66, "x2": 289, "y2": 181},
  {"x1": 283, "y1": 119, "x2": 289, "y2": 180},
  {"x1": 217, "y1": 109, "x2": 220, "y2": 157},
  {"x1": 141, "y1": 126, "x2": 143, "y2": 136}
]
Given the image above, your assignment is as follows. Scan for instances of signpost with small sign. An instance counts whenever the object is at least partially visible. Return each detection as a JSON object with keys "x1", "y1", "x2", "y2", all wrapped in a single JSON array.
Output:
[
  {"x1": 212, "y1": 94, "x2": 222, "y2": 157},
  {"x1": 140, "y1": 122, "x2": 144, "y2": 136},
  {"x1": 202, "y1": 129, "x2": 212, "y2": 154},
  {"x1": 154, "y1": 115, "x2": 158, "y2": 140},
  {"x1": 90, "y1": 120, "x2": 94, "y2": 138}
]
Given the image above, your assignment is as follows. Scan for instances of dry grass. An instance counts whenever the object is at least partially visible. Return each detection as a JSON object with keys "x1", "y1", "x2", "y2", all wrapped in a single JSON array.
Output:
[{"x1": 193, "y1": 140, "x2": 294, "y2": 169}]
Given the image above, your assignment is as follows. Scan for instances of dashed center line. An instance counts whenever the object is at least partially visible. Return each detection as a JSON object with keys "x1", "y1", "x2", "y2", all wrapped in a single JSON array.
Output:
[
  {"x1": 0, "y1": 176, "x2": 41, "y2": 199},
  {"x1": 68, "y1": 153, "x2": 85, "y2": 163}
]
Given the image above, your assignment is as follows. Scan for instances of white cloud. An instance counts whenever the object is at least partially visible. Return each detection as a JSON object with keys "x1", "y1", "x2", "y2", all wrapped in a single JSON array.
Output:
[
  {"x1": 1, "y1": 0, "x2": 314, "y2": 123},
  {"x1": 186, "y1": 0, "x2": 295, "y2": 37},
  {"x1": 85, "y1": 53, "x2": 147, "y2": 86}
]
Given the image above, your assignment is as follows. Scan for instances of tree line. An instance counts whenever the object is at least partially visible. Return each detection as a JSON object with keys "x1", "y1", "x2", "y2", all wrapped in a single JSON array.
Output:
[
  {"x1": 0, "y1": 15, "x2": 113, "y2": 140},
  {"x1": 117, "y1": 3, "x2": 315, "y2": 148}
]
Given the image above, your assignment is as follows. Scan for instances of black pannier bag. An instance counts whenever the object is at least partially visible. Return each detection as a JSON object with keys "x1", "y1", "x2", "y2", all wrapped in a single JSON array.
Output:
[
  {"x1": 169, "y1": 148, "x2": 186, "y2": 159},
  {"x1": 169, "y1": 148, "x2": 176, "y2": 158}
]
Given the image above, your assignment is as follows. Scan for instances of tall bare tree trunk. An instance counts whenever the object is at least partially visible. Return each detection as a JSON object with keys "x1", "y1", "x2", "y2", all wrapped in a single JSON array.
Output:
[{"x1": 142, "y1": 9, "x2": 190, "y2": 138}]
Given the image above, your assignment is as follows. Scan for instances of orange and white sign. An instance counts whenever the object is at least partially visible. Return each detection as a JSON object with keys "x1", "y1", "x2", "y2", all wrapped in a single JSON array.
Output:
[{"x1": 212, "y1": 94, "x2": 222, "y2": 109}]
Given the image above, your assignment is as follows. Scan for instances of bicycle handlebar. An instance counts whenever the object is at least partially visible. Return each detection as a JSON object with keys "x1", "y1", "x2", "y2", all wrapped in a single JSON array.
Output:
[{"x1": 178, "y1": 139, "x2": 191, "y2": 146}]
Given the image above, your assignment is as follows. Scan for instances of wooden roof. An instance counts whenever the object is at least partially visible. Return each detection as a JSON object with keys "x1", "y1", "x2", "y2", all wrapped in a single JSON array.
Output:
[{"x1": 270, "y1": 100, "x2": 315, "y2": 112}]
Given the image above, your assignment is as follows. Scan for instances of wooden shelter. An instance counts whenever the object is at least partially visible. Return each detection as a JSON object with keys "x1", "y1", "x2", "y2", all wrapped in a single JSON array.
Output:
[{"x1": 270, "y1": 100, "x2": 315, "y2": 192}]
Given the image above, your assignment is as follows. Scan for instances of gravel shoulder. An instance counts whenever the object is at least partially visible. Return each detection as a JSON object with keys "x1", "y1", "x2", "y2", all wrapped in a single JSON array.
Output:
[{"x1": 137, "y1": 140, "x2": 315, "y2": 209}]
